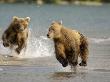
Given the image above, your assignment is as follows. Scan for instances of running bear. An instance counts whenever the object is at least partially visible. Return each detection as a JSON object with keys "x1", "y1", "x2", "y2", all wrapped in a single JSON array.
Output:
[
  {"x1": 2, "y1": 16, "x2": 30, "y2": 54},
  {"x1": 47, "y1": 21, "x2": 88, "y2": 67}
]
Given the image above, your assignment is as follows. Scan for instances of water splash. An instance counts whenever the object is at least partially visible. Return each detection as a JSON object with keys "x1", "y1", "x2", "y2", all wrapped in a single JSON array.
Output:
[
  {"x1": 23, "y1": 35, "x2": 54, "y2": 58},
  {"x1": 0, "y1": 29, "x2": 54, "y2": 58},
  {"x1": 1, "y1": 28, "x2": 110, "y2": 58}
]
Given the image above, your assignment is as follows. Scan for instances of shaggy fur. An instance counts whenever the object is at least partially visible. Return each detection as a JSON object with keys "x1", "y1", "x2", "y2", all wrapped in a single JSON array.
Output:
[
  {"x1": 47, "y1": 21, "x2": 88, "y2": 67},
  {"x1": 2, "y1": 16, "x2": 30, "y2": 54}
]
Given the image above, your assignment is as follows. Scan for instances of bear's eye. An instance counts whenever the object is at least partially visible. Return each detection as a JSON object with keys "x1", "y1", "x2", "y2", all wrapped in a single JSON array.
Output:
[
  {"x1": 49, "y1": 28, "x2": 53, "y2": 31},
  {"x1": 52, "y1": 29, "x2": 54, "y2": 31},
  {"x1": 51, "y1": 28, "x2": 55, "y2": 31}
]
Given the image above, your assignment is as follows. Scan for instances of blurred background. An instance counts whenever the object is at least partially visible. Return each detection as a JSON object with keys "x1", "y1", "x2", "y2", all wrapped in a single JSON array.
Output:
[{"x1": 0, "y1": 0, "x2": 110, "y2": 4}]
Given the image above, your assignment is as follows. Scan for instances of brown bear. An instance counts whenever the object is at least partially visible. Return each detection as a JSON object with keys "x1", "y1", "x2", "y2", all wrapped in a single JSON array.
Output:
[
  {"x1": 47, "y1": 21, "x2": 88, "y2": 67},
  {"x1": 2, "y1": 16, "x2": 30, "y2": 55}
]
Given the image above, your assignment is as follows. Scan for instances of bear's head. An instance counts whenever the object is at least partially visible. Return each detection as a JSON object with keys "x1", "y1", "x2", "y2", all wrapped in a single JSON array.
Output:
[
  {"x1": 12, "y1": 16, "x2": 30, "y2": 32},
  {"x1": 47, "y1": 21, "x2": 62, "y2": 39}
]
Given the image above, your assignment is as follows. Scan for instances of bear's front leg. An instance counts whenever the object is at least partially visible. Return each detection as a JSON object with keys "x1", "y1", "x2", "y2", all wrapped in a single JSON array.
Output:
[
  {"x1": 2, "y1": 32, "x2": 10, "y2": 47},
  {"x1": 16, "y1": 48, "x2": 20, "y2": 54},
  {"x1": 55, "y1": 43, "x2": 68, "y2": 67},
  {"x1": 56, "y1": 54, "x2": 68, "y2": 67},
  {"x1": 16, "y1": 39, "x2": 25, "y2": 54}
]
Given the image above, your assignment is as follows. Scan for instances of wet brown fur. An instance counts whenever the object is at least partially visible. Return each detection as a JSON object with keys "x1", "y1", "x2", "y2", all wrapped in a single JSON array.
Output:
[
  {"x1": 47, "y1": 22, "x2": 88, "y2": 67},
  {"x1": 2, "y1": 16, "x2": 30, "y2": 54}
]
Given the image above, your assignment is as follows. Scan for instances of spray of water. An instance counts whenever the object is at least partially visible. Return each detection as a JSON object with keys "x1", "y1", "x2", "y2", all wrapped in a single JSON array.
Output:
[
  {"x1": 0, "y1": 29, "x2": 54, "y2": 58},
  {"x1": 0, "y1": 28, "x2": 110, "y2": 58}
]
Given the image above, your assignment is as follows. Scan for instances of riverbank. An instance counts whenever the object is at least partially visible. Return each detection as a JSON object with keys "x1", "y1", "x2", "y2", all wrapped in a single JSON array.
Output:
[{"x1": 0, "y1": 0, "x2": 103, "y2": 6}]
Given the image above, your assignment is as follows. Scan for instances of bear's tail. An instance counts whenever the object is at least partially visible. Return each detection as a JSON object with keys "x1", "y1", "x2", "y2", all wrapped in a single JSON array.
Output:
[{"x1": 79, "y1": 33, "x2": 89, "y2": 66}]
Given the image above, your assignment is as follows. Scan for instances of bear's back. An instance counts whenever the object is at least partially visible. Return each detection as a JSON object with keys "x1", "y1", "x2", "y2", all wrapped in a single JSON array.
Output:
[{"x1": 61, "y1": 27, "x2": 81, "y2": 45}]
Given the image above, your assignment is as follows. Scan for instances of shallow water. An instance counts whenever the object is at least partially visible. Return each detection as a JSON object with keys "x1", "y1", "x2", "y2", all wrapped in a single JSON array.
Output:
[
  {"x1": 0, "y1": 60, "x2": 110, "y2": 82},
  {"x1": 0, "y1": 3, "x2": 110, "y2": 82}
]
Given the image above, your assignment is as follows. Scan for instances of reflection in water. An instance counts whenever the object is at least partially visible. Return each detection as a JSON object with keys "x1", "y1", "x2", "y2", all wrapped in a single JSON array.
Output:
[
  {"x1": 93, "y1": 69, "x2": 110, "y2": 73},
  {"x1": 51, "y1": 71, "x2": 88, "y2": 80},
  {"x1": 52, "y1": 72, "x2": 76, "y2": 79},
  {"x1": 71, "y1": 66, "x2": 78, "y2": 72}
]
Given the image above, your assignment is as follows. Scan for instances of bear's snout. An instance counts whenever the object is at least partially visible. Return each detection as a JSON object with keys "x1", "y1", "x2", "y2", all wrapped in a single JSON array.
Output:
[
  {"x1": 19, "y1": 27, "x2": 24, "y2": 31},
  {"x1": 47, "y1": 34, "x2": 49, "y2": 38}
]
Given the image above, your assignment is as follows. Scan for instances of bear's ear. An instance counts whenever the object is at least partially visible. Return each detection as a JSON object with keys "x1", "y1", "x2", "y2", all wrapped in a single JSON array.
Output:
[
  {"x1": 58, "y1": 20, "x2": 62, "y2": 25},
  {"x1": 52, "y1": 21, "x2": 56, "y2": 24},
  {"x1": 25, "y1": 17, "x2": 30, "y2": 22},
  {"x1": 13, "y1": 16, "x2": 19, "y2": 21},
  {"x1": 52, "y1": 20, "x2": 62, "y2": 25}
]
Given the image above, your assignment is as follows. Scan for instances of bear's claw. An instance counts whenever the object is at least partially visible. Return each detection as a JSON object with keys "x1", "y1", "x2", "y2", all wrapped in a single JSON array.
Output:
[{"x1": 79, "y1": 61, "x2": 87, "y2": 66}]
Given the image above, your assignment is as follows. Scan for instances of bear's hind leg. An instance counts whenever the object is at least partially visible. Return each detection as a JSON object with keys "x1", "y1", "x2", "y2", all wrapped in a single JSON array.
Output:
[
  {"x1": 79, "y1": 35, "x2": 88, "y2": 66},
  {"x1": 67, "y1": 51, "x2": 78, "y2": 67},
  {"x1": 68, "y1": 55, "x2": 78, "y2": 67}
]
